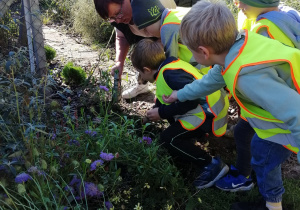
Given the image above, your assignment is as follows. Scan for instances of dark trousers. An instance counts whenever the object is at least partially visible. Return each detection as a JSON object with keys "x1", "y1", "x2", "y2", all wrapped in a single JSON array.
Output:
[
  {"x1": 235, "y1": 118, "x2": 255, "y2": 176},
  {"x1": 160, "y1": 117, "x2": 213, "y2": 168}
]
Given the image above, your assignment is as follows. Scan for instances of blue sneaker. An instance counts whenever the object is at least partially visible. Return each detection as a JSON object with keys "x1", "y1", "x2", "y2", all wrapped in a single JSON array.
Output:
[
  {"x1": 193, "y1": 157, "x2": 229, "y2": 189},
  {"x1": 215, "y1": 165, "x2": 254, "y2": 192}
]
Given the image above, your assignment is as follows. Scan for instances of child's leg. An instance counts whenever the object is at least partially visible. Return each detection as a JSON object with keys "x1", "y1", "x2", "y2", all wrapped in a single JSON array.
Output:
[
  {"x1": 160, "y1": 120, "x2": 212, "y2": 168},
  {"x1": 251, "y1": 134, "x2": 292, "y2": 204},
  {"x1": 235, "y1": 119, "x2": 255, "y2": 176},
  {"x1": 215, "y1": 119, "x2": 255, "y2": 192}
]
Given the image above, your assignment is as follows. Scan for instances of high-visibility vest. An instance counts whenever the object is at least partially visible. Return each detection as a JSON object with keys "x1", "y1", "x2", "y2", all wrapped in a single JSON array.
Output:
[
  {"x1": 222, "y1": 30, "x2": 300, "y2": 153},
  {"x1": 251, "y1": 18, "x2": 295, "y2": 48},
  {"x1": 156, "y1": 59, "x2": 229, "y2": 136},
  {"x1": 238, "y1": 18, "x2": 297, "y2": 122},
  {"x1": 161, "y1": 10, "x2": 211, "y2": 74}
]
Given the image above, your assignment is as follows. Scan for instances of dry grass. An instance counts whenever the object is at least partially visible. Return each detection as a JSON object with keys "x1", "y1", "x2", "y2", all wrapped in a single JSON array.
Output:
[{"x1": 71, "y1": 0, "x2": 113, "y2": 43}]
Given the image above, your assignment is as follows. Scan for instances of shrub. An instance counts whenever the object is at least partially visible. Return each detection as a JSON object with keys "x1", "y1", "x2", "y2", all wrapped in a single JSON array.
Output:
[
  {"x1": 61, "y1": 62, "x2": 87, "y2": 85},
  {"x1": 71, "y1": 0, "x2": 114, "y2": 43},
  {"x1": 44, "y1": 45, "x2": 56, "y2": 62}
]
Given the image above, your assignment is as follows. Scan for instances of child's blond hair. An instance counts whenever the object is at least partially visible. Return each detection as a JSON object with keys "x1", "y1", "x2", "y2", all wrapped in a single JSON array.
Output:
[
  {"x1": 131, "y1": 38, "x2": 166, "y2": 72},
  {"x1": 180, "y1": 0, "x2": 238, "y2": 54}
]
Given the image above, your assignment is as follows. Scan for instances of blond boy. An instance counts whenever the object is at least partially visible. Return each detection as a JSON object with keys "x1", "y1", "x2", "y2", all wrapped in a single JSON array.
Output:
[{"x1": 162, "y1": 1, "x2": 300, "y2": 210}]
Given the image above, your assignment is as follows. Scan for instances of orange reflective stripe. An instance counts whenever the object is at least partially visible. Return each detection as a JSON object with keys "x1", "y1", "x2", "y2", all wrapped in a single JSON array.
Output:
[
  {"x1": 156, "y1": 59, "x2": 200, "y2": 81},
  {"x1": 291, "y1": 68, "x2": 300, "y2": 94},
  {"x1": 160, "y1": 11, "x2": 172, "y2": 31},
  {"x1": 255, "y1": 25, "x2": 275, "y2": 39},
  {"x1": 240, "y1": 115, "x2": 247, "y2": 121},
  {"x1": 155, "y1": 59, "x2": 180, "y2": 83},
  {"x1": 222, "y1": 29, "x2": 249, "y2": 75},
  {"x1": 179, "y1": 105, "x2": 206, "y2": 131},
  {"x1": 232, "y1": 59, "x2": 293, "y2": 122},
  {"x1": 206, "y1": 95, "x2": 224, "y2": 137},
  {"x1": 283, "y1": 145, "x2": 297, "y2": 154}
]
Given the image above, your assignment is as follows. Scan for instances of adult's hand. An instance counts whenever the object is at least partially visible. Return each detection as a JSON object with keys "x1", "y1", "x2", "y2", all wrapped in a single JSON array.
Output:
[
  {"x1": 110, "y1": 62, "x2": 123, "y2": 78},
  {"x1": 146, "y1": 108, "x2": 160, "y2": 121},
  {"x1": 162, "y1": 90, "x2": 178, "y2": 104}
]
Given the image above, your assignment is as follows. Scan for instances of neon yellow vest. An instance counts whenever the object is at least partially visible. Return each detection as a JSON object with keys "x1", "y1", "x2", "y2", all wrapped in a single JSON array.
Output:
[
  {"x1": 251, "y1": 18, "x2": 295, "y2": 48},
  {"x1": 161, "y1": 10, "x2": 210, "y2": 74},
  {"x1": 156, "y1": 59, "x2": 229, "y2": 136},
  {"x1": 222, "y1": 30, "x2": 300, "y2": 153}
]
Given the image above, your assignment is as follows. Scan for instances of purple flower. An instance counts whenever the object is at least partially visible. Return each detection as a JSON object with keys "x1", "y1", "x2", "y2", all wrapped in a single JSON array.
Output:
[
  {"x1": 105, "y1": 201, "x2": 113, "y2": 210},
  {"x1": 15, "y1": 173, "x2": 32, "y2": 183},
  {"x1": 68, "y1": 139, "x2": 80, "y2": 146},
  {"x1": 99, "y1": 85, "x2": 109, "y2": 92},
  {"x1": 69, "y1": 176, "x2": 81, "y2": 186},
  {"x1": 84, "y1": 182, "x2": 103, "y2": 198},
  {"x1": 142, "y1": 136, "x2": 152, "y2": 144},
  {"x1": 0, "y1": 165, "x2": 6, "y2": 171},
  {"x1": 51, "y1": 133, "x2": 56, "y2": 140},
  {"x1": 64, "y1": 185, "x2": 75, "y2": 194},
  {"x1": 90, "y1": 160, "x2": 104, "y2": 171},
  {"x1": 100, "y1": 151, "x2": 114, "y2": 161},
  {"x1": 63, "y1": 207, "x2": 69, "y2": 210},
  {"x1": 85, "y1": 130, "x2": 97, "y2": 137}
]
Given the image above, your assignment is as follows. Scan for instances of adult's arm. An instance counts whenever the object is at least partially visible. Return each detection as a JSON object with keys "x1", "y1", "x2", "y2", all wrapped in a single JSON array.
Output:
[{"x1": 111, "y1": 29, "x2": 130, "y2": 77}]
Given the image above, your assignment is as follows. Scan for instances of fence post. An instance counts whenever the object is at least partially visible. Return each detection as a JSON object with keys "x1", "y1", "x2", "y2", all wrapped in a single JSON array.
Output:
[
  {"x1": 19, "y1": 1, "x2": 28, "y2": 46},
  {"x1": 23, "y1": 0, "x2": 35, "y2": 73},
  {"x1": 29, "y1": 0, "x2": 46, "y2": 76}
]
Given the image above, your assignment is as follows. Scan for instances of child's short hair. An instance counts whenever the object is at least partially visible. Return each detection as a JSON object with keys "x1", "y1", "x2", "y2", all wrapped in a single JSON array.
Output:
[
  {"x1": 131, "y1": 38, "x2": 166, "y2": 72},
  {"x1": 180, "y1": 0, "x2": 238, "y2": 54}
]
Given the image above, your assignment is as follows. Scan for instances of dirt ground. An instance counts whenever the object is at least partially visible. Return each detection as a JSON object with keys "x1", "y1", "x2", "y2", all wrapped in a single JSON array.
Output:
[{"x1": 43, "y1": 24, "x2": 299, "y2": 180}]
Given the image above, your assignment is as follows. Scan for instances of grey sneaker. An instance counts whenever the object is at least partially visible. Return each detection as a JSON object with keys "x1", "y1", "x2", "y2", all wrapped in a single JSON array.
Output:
[{"x1": 193, "y1": 157, "x2": 229, "y2": 189}]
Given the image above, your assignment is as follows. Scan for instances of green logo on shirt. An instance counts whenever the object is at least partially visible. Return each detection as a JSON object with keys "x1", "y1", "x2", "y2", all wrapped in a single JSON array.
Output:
[{"x1": 148, "y1": 6, "x2": 160, "y2": 17}]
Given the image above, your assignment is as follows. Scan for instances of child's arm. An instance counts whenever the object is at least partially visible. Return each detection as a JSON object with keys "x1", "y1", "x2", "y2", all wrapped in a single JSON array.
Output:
[
  {"x1": 159, "y1": 67, "x2": 205, "y2": 119},
  {"x1": 163, "y1": 65, "x2": 226, "y2": 103}
]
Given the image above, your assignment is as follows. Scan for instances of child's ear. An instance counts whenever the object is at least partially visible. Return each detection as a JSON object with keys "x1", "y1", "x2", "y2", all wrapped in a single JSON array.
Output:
[
  {"x1": 198, "y1": 46, "x2": 210, "y2": 60},
  {"x1": 143, "y1": 67, "x2": 152, "y2": 74}
]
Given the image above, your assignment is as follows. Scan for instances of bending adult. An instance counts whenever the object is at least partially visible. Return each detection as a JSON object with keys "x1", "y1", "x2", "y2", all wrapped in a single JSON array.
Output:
[{"x1": 94, "y1": 0, "x2": 176, "y2": 99}]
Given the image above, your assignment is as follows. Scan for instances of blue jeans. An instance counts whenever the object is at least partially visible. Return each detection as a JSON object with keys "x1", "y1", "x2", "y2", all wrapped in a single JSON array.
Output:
[{"x1": 251, "y1": 134, "x2": 292, "y2": 203}]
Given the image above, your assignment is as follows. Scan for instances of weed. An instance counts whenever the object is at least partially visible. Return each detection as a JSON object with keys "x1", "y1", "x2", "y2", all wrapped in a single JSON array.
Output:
[
  {"x1": 61, "y1": 62, "x2": 87, "y2": 85},
  {"x1": 44, "y1": 45, "x2": 56, "y2": 62}
]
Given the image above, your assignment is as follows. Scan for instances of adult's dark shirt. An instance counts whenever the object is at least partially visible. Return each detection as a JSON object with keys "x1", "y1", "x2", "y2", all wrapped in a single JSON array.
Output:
[{"x1": 111, "y1": 22, "x2": 144, "y2": 45}]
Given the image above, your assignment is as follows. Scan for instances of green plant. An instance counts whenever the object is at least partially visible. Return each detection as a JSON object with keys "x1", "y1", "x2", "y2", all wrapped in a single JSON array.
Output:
[
  {"x1": 71, "y1": 0, "x2": 114, "y2": 43},
  {"x1": 61, "y1": 62, "x2": 87, "y2": 85},
  {"x1": 40, "y1": 0, "x2": 74, "y2": 24},
  {"x1": 44, "y1": 45, "x2": 56, "y2": 62}
]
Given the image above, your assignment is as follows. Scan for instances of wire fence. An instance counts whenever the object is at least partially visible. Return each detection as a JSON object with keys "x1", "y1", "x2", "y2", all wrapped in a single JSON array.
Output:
[{"x1": 0, "y1": 0, "x2": 46, "y2": 76}]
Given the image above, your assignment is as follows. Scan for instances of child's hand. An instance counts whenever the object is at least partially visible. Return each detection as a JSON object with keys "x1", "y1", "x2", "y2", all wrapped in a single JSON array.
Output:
[
  {"x1": 147, "y1": 108, "x2": 160, "y2": 121},
  {"x1": 162, "y1": 91, "x2": 178, "y2": 104}
]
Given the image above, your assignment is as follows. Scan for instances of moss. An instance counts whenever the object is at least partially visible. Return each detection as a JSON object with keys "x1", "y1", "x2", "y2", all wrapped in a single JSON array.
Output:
[
  {"x1": 61, "y1": 62, "x2": 87, "y2": 85},
  {"x1": 44, "y1": 45, "x2": 56, "y2": 62}
]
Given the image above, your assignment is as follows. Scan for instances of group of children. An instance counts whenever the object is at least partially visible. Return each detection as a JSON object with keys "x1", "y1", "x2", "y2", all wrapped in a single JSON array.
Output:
[
  {"x1": 129, "y1": 0, "x2": 300, "y2": 210},
  {"x1": 95, "y1": 0, "x2": 300, "y2": 209}
]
